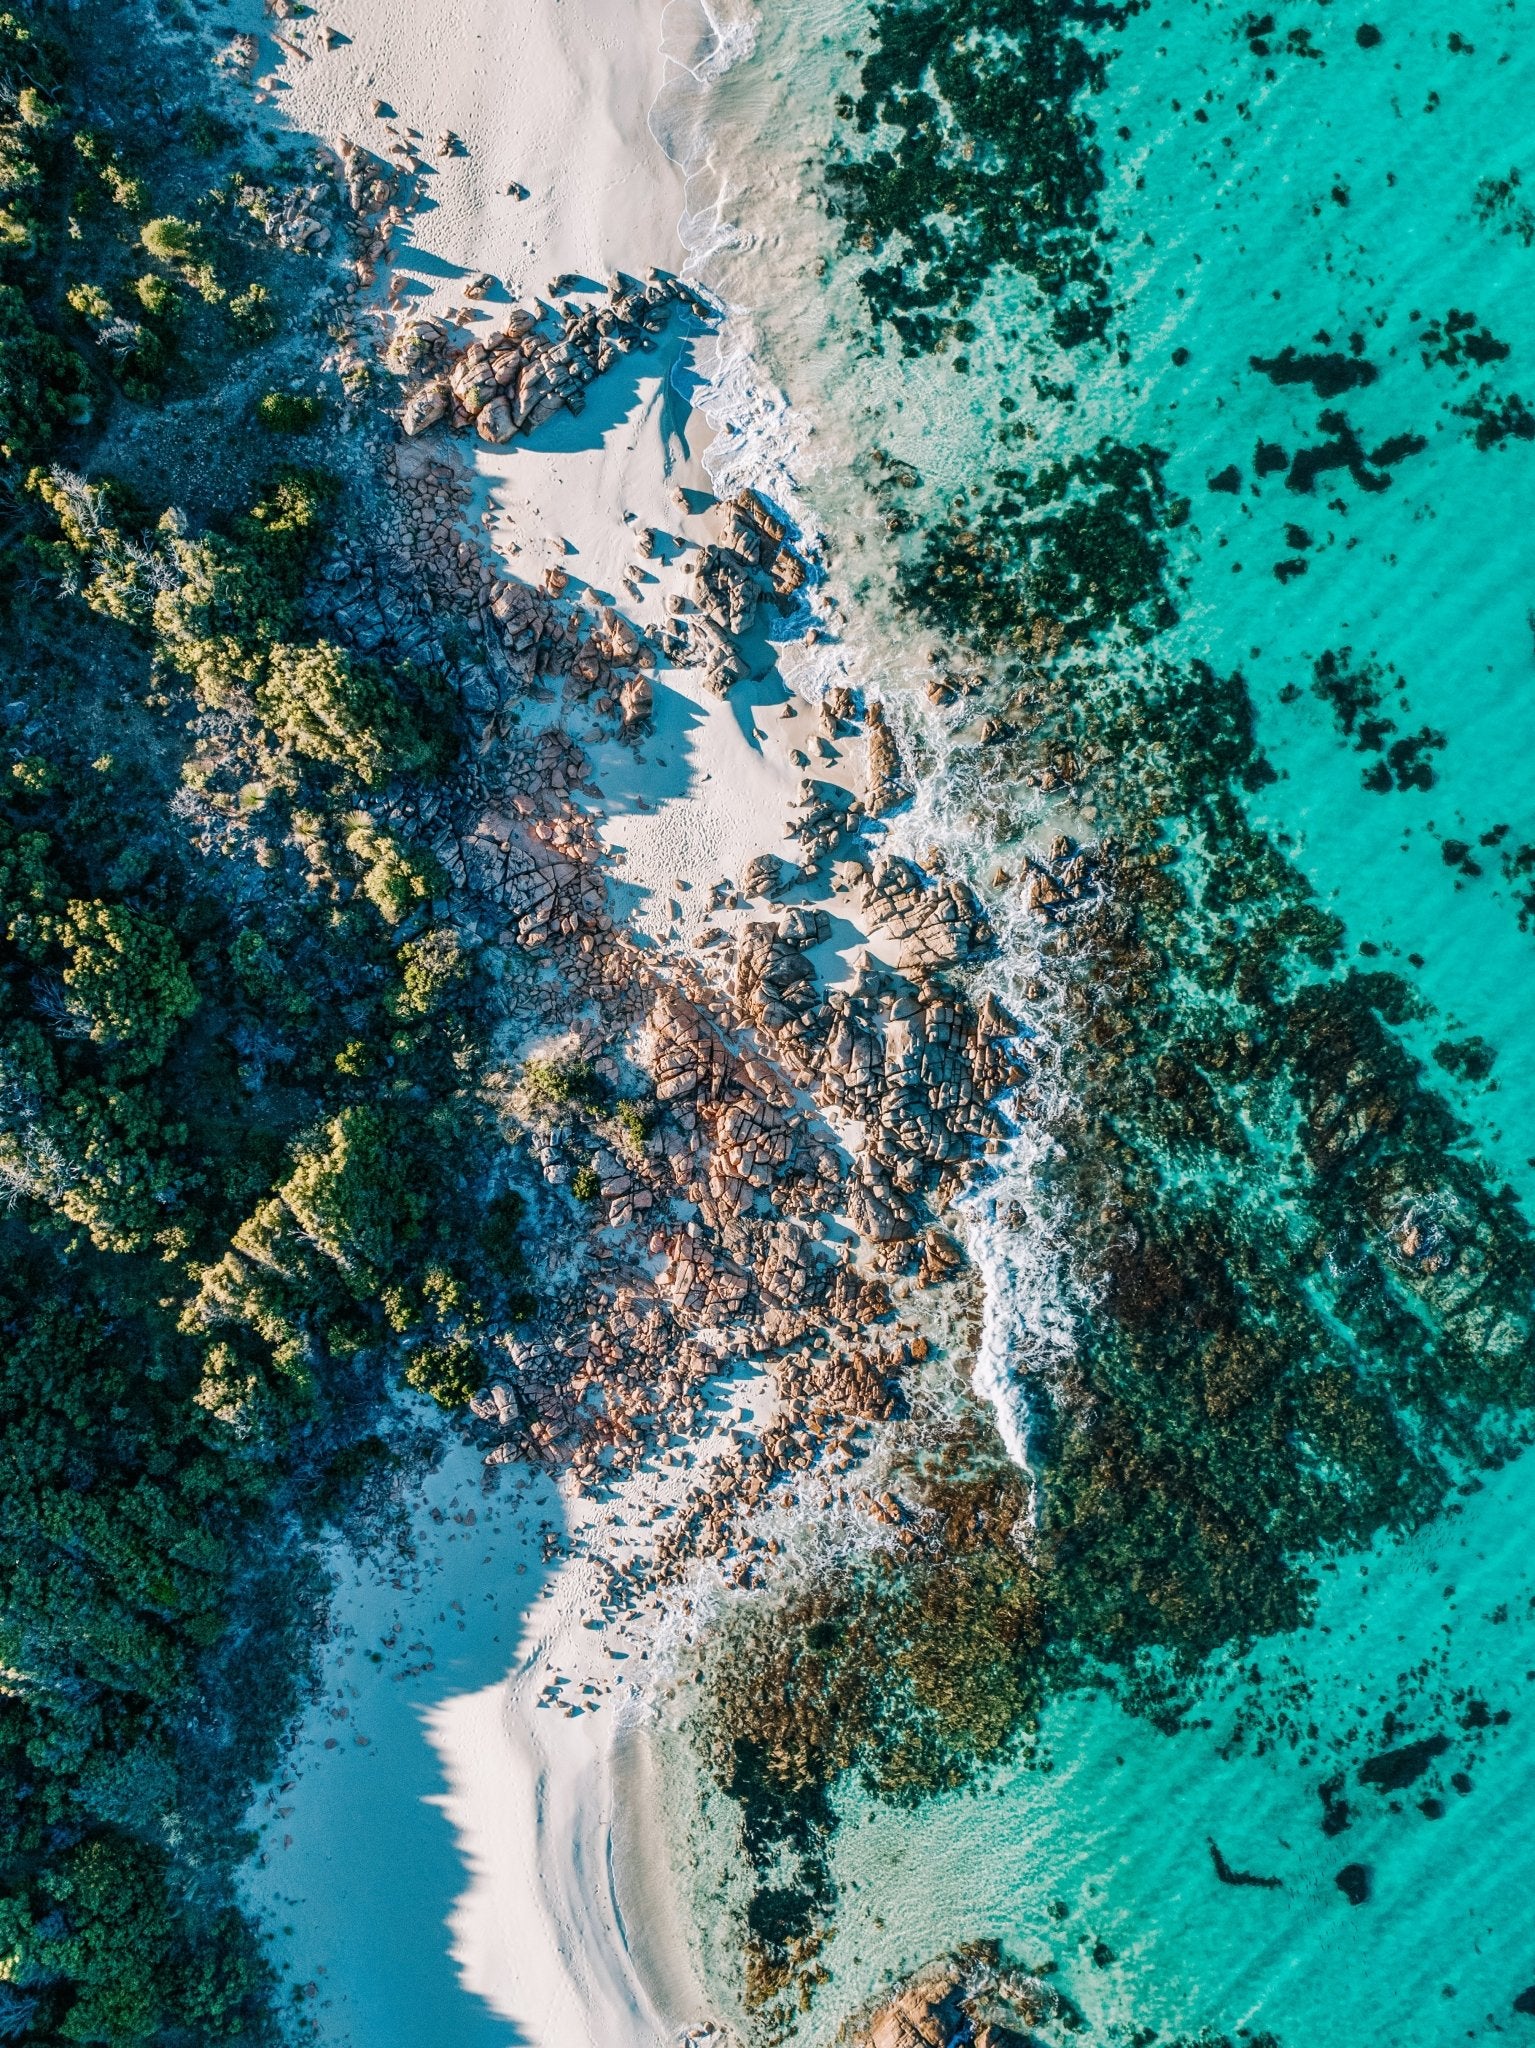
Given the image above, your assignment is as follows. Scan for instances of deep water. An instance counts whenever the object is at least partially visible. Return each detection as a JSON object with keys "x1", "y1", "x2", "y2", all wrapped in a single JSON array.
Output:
[{"x1": 651, "y1": 0, "x2": 1535, "y2": 2041}]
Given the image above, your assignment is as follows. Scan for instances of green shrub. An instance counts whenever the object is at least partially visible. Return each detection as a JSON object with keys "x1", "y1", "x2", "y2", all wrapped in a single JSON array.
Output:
[
  {"x1": 391, "y1": 923, "x2": 468, "y2": 1015},
  {"x1": 0, "y1": 283, "x2": 92, "y2": 457},
  {"x1": 132, "y1": 271, "x2": 180, "y2": 321},
  {"x1": 100, "y1": 162, "x2": 148, "y2": 215},
  {"x1": 65, "y1": 281, "x2": 112, "y2": 326},
  {"x1": 140, "y1": 214, "x2": 198, "y2": 264},
  {"x1": 184, "y1": 107, "x2": 238, "y2": 157},
  {"x1": 353, "y1": 831, "x2": 442, "y2": 926},
  {"x1": 524, "y1": 1055, "x2": 602, "y2": 1111},
  {"x1": 403, "y1": 1336, "x2": 481, "y2": 1409},
  {"x1": 57, "y1": 899, "x2": 199, "y2": 1073},
  {"x1": 256, "y1": 390, "x2": 322, "y2": 434},
  {"x1": 152, "y1": 469, "x2": 337, "y2": 699},
  {"x1": 228, "y1": 282, "x2": 277, "y2": 343},
  {"x1": 571, "y1": 1163, "x2": 601, "y2": 1202},
  {"x1": 259, "y1": 642, "x2": 443, "y2": 788},
  {"x1": 480, "y1": 1188, "x2": 528, "y2": 1273},
  {"x1": 614, "y1": 1097, "x2": 650, "y2": 1150},
  {"x1": 278, "y1": 1105, "x2": 428, "y2": 1289}
]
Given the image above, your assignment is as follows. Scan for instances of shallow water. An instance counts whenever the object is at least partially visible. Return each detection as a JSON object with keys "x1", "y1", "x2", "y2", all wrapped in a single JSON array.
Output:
[{"x1": 651, "y1": 1, "x2": 1535, "y2": 2039}]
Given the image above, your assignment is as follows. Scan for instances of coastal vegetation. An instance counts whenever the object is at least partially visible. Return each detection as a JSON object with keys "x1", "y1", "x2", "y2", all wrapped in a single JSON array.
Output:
[{"x1": 0, "y1": 4, "x2": 534, "y2": 2035}]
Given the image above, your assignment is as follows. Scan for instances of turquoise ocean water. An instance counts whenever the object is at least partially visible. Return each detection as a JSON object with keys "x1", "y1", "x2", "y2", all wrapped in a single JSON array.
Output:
[{"x1": 648, "y1": 2, "x2": 1535, "y2": 2040}]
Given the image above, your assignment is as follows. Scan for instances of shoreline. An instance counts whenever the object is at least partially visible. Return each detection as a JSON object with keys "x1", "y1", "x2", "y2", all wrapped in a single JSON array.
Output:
[
  {"x1": 232, "y1": 0, "x2": 734, "y2": 2039},
  {"x1": 232, "y1": 0, "x2": 1040, "y2": 2036}
]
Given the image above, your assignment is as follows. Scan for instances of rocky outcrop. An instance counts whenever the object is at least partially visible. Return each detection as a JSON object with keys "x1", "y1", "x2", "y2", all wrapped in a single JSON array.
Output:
[
  {"x1": 864, "y1": 698, "x2": 911, "y2": 815},
  {"x1": 1018, "y1": 833, "x2": 1099, "y2": 924},
  {"x1": 666, "y1": 489, "x2": 810, "y2": 694},
  {"x1": 853, "y1": 1955, "x2": 1061, "y2": 2048},
  {"x1": 863, "y1": 854, "x2": 994, "y2": 969},
  {"x1": 389, "y1": 271, "x2": 693, "y2": 442}
]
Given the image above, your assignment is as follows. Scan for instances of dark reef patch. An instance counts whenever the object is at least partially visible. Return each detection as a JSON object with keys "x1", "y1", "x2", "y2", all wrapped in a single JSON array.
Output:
[
  {"x1": 824, "y1": 0, "x2": 1147, "y2": 353},
  {"x1": 1309, "y1": 649, "x2": 1445, "y2": 792},
  {"x1": 1209, "y1": 1840, "x2": 1283, "y2": 1889},
  {"x1": 1358, "y1": 1731, "x2": 1450, "y2": 1791},
  {"x1": 1455, "y1": 385, "x2": 1535, "y2": 450},
  {"x1": 1250, "y1": 344, "x2": 1378, "y2": 399},
  {"x1": 1419, "y1": 309, "x2": 1510, "y2": 374},
  {"x1": 1285, "y1": 411, "x2": 1424, "y2": 494}
]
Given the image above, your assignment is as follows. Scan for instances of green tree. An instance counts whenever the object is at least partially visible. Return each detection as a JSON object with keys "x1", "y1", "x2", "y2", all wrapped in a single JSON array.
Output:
[
  {"x1": 392, "y1": 923, "x2": 469, "y2": 1015},
  {"x1": 403, "y1": 1334, "x2": 481, "y2": 1408},
  {"x1": 0, "y1": 282, "x2": 92, "y2": 457},
  {"x1": 279, "y1": 1105, "x2": 429, "y2": 1291},
  {"x1": 57, "y1": 898, "x2": 198, "y2": 1071},
  {"x1": 259, "y1": 642, "x2": 446, "y2": 788}
]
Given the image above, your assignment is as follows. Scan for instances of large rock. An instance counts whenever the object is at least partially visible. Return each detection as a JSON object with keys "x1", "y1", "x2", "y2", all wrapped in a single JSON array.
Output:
[
  {"x1": 386, "y1": 316, "x2": 447, "y2": 376},
  {"x1": 741, "y1": 853, "x2": 789, "y2": 899},
  {"x1": 476, "y1": 395, "x2": 515, "y2": 443},
  {"x1": 865, "y1": 699, "x2": 912, "y2": 815},
  {"x1": 449, "y1": 348, "x2": 499, "y2": 415},
  {"x1": 400, "y1": 379, "x2": 449, "y2": 435}
]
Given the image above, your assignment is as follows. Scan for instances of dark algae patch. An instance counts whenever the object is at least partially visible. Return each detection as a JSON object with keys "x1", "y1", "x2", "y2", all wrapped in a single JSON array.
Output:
[
  {"x1": 1250, "y1": 344, "x2": 1378, "y2": 399},
  {"x1": 1358, "y1": 1732, "x2": 1450, "y2": 1791},
  {"x1": 823, "y1": 0, "x2": 1146, "y2": 353}
]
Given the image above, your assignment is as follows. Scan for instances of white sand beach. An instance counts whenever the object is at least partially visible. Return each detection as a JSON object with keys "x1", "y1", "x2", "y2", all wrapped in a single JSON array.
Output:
[
  {"x1": 232, "y1": 4, "x2": 894, "y2": 2040},
  {"x1": 243, "y1": 1410, "x2": 709, "y2": 2047}
]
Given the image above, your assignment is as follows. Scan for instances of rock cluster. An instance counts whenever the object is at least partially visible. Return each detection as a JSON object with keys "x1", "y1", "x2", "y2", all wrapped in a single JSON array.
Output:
[
  {"x1": 389, "y1": 271, "x2": 701, "y2": 444},
  {"x1": 789, "y1": 776, "x2": 862, "y2": 868},
  {"x1": 307, "y1": 187, "x2": 1019, "y2": 1581},
  {"x1": 853, "y1": 1954, "x2": 1073, "y2": 2048},
  {"x1": 456, "y1": 757, "x2": 610, "y2": 951},
  {"x1": 669, "y1": 490, "x2": 808, "y2": 694},
  {"x1": 372, "y1": 437, "x2": 656, "y2": 750},
  {"x1": 722, "y1": 874, "x2": 1016, "y2": 1243},
  {"x1": 1018, "y1": 834, "x2": 1100, "y2": 924}
]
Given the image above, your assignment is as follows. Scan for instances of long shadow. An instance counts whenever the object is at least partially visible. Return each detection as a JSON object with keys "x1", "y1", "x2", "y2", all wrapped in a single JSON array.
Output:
[
  {"x1": 507, "y1": 314, "x2": 708, "y2": 468},
  {"x1": 389, "y1": 242, "x2": 474, "y2": 284},
  {"x1": 587, "y1": 670, "x2": 709, "y2": 820},
  {"x1": 726, "y1": 668, "x2": 790, "y2": 753},
  {"x1": 248, "y1": 1432, "x2": 570, "y2": 2046}
]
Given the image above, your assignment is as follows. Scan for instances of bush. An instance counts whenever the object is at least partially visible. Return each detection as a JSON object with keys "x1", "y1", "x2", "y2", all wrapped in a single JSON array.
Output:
[
  {"x1": 614, "y1": 1097, "x2": 650, "y2": 1150},
  {"x1": 140, "y1": 214, "x2": 198, "y2": 264},
  {"x1": 256, "y1": 390, "x2": 322, "y2": 434},
  {"x1": 480, "y1": 1188, "x2": 527, "y2": 1273},
  {"x1": 524, "y1": 1055, "x2": 602, "y2": 1111},
  {"x1": 403, "y1": 1337, "x2": 482, "y2": 1408},
  {"x1": 278, "y1": 1105, "x2": 429, "y2": 1289},
  {"x1": 258, "y1": 642, "x2": 449, "y2": 788},
  {"x1": 228, "y1": 282, "x2": 277, "y2": 344},
  {"x1": 133, "y1": 271, "x2": 179, "y2": 321},
  {"x1": 152, "y1": 469, "x2": 336, "y2": 698},
  {"x1": 0, "y1": 283, "x2": 92, "y2": 457},
  {"x1": 354, "y1": 831, "x2": 442, "y2": 926},
  {"x1": 571, "y1": 1163, "x2": 601, "y2": 1202},
  {"x1": 65, "y1": 281, "x2": 111, "y2": 326},
  {"x1": 57, "y1": 899, "x2": 199, "y2": 1073},
  {"x1": 391, "y1": 923, "x2": 468, "y2": 1014}
]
